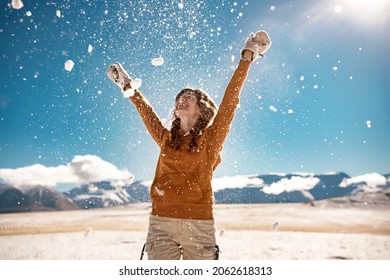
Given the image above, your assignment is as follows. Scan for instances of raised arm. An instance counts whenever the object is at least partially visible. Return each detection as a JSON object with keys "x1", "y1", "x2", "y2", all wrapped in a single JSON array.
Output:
[
  {"x1": 129, "y1": 90, "x2": 168, "y2": 147},
  {"x1": 210, "y1": 58, "x2": 251, "y2": 150},
  {"x1": 211, "y1": 30, "x2": 272, "y2": 152},
  {"x1": 106, "y1": 63, "x2": 168, "y2": 147}
]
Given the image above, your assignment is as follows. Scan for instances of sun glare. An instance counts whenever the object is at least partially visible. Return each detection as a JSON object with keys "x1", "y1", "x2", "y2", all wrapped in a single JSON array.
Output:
[{"x1": 338, "y1": 0, "x2": 390, "y2": 26}]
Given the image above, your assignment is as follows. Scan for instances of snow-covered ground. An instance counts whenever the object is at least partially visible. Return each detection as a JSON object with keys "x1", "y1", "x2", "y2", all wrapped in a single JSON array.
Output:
[{"x1": 1, "y1": 202, "x2": 389, "y2": 260}]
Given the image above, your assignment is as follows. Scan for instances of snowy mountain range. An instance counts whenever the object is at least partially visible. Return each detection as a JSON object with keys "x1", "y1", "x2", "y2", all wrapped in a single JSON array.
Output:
[
  {"x1": 0, "y1": 172, "x2": 389, "y2": 213},
  {"x1": 0, "y1": 184, "x2": 77, "y2": 213}
]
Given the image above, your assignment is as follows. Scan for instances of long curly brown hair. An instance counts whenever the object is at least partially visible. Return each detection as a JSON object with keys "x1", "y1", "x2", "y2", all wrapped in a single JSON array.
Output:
[{"x1": 168, "y1": 88, "x2": 218, "y2": 152}]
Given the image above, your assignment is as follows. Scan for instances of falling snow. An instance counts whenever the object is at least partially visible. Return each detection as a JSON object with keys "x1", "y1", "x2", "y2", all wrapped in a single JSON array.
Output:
[
  {"x1": 11, "y1": 0, "x2": 23, "y2": 10},
  {"x1": 64, "y1": 60, "x2": 75, "y2": 71},
  {"x1": 151, "y1": 57, "x2": 164, "y2": 66},
  {"x1": 334, "y1": 5, "x2": 343, "y2": 13},
  {"x1": 130, "y1": 78, "x2": 142, "y2": 90},
  {"x1": 1, "y1": 0, "x2": 388, "y2": 185},
  {"x1": 269, "y1": 105, "x2": 277, "y2": 112}
]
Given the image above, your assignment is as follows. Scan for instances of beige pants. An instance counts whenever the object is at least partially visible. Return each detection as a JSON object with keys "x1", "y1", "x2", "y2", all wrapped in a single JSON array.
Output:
[{"x1": 142, "y1": 215, "x2": 219, "y2": 260}]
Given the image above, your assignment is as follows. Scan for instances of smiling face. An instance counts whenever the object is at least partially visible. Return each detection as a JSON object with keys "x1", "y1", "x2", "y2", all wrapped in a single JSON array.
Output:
[
  {"x1": 171, "y1": 88, "x2": 218, "y2": 133},
  {"x1": 174, "y1": 91, "x2": 201, "y2": 120}
]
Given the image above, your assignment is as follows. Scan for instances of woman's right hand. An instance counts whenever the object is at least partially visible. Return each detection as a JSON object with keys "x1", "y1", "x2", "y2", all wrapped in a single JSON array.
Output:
[{"x1": 107, "y1": 63, "x2": 142, "y2": 98}]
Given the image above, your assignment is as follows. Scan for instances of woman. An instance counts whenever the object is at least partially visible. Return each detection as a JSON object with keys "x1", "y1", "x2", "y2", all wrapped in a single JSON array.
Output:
[{"x1": 107, "y1": 30, "x2": 271, "y2": 260}]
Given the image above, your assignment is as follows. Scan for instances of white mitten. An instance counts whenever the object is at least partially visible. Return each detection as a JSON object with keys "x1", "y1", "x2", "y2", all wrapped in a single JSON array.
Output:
[
  {"x1": 107, "y1": 62, "x2": 135, "y2": 97},
  {"x1": 241, "y1": 30, "x2": 272, "y2": 61}
]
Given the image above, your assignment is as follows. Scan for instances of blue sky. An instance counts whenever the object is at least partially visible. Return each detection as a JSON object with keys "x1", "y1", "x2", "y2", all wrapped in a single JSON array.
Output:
[{"x1": 1, "y1": 0, "x2": 389, "y2": 187}]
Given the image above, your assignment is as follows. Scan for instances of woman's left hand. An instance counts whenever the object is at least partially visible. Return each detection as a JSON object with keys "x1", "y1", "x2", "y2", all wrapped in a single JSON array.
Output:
[{"x1": 241, "y1": 30, "x2": 272, "y2": 61}]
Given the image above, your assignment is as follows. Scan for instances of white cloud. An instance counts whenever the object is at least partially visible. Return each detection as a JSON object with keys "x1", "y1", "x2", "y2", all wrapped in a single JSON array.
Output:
[
  {"x1": 0, "y1": 155, "x2": 133, "y2": 191},
  {"x1": 262, "y1": 176, "x2": 320, "y2": 195},
  {"x1": 339, "y1": 172, "x2": 386, "y2": 189},
  {"x1": 212, "y1": 175, "x2": 263, "y2": 192}
]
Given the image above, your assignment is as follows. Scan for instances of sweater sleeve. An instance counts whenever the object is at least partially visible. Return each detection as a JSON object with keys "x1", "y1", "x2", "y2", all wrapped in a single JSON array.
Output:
[
  {"x1": 210, "y1": 59, "x2": 251, "y2": 152},
  {"x1": 129, "y1": 90, "x2": 168, "y2": 147}
]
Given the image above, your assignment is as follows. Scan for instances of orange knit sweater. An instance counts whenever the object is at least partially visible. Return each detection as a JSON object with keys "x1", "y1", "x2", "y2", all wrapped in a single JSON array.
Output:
[{"x1": 129, "y1": 60, "x2": 251, "y2": 220}]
